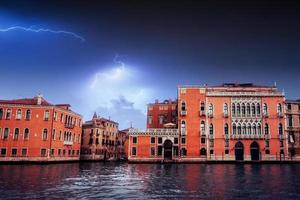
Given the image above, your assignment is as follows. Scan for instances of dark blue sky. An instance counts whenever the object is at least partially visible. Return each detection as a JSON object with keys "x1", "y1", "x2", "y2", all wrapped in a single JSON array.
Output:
[{"x1": 0, "y1": 0, "x2": 300, "y2": 129}]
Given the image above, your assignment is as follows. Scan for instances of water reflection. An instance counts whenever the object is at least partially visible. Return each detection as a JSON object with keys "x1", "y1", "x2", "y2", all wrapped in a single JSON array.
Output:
[{"x1": 0, "y1": 163, "x2": 300, "y2": 199}]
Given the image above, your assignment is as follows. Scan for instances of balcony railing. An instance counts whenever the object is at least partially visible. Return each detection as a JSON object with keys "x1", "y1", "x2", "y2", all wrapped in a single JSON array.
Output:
[
  {"x1": 64, "y1": 141, "x2": 73, "y2": 145},
  {"x1": 181, "y1": 110, "x2": 187, "y2": 116},
  {"x1": 65, "y1": 124, "x2": 75, "y2": 129},
  {"x1": 231, "y1": 134, "x2": 264, "y2": 139}
]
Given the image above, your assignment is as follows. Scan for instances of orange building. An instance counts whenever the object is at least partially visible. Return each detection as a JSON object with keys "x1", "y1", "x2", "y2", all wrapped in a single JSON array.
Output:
[
  {"x1": 0, "y1": 95, "x2": 82, "y2": 162},
  {"x1": 128, "y1": 83, "x2": 287, "y2": 162},
  {"x1": 285, "y1": 100, "x2": 300, "y2": 159},
  {"x1": 80, "y1": 113, "x2": 120, "y2": 161},
  {"x1": 147, "y1": 99, "x2": 177, "y2": 129}
]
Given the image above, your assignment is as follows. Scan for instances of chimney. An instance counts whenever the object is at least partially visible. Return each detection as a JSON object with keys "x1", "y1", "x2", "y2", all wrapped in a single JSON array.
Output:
[{"x1": 37, "y1": 94, "x2": 43, "y2": 105}]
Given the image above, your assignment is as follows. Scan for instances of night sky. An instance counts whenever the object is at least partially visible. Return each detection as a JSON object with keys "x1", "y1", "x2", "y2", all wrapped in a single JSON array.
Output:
[{"x1": 0, "y1": 0, "x2": 300, "y2": 129}]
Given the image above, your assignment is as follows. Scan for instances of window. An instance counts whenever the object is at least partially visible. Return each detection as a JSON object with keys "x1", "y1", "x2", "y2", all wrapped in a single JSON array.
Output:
[
  {"x1": 151, "y1": 137, "x2": 155, "y2": 144},
  {"x1": 225, "y1": 140, "x2": 229, "y2": 148},
  {"x1": 11, "y1": 148, "x2": 17, "y2": 156},
  {"x1": 181, "y1": 137, "x2": 186, "y2": 144},
  {"x1": 278, "y1": 123, "x2": 283, "y2": 135},
  {"x1": 58, "y1": 149, "x2": 62, "y2": 156},
  {"x1": 223, "y1": 103, "x2": 228, "y2": 115},
  {"x1": 232, "y1": 103, "x2": 236, "y2": 116},
  {"x1": 3, "y1": 128, "x2": 9, "y2": 139},
  {"x1": 42, "y1": 129, "x2": 48, "y2": 140},
  {"x1": 288, "y1": 115, "x2": 293, "y2": 127},
  {"x1": 264, "y1": 123, "x2": 269, "y2": 135},
  {"x1": 53, "y1": 111, "x2": 57, "y2": 121},
  {"x1": 132, "y1": 147, "x2": 137, "y2": 156},
  {"x1": 237, "y1": 124, "x2": 241, "y2": 135},
  {"x1": 174, "y1": 138, "x2": 178, "y2": 144},
  {"x1": 224, "y1": 123, "x2": 228, "y2": 135},
  {"x1": 209, "y1": 124, "x2": 213, "y2": 135},
  {"x1": 209, "y1": 140, "x2": 214, "y2": 147},
  {"x1": 263, "y1": 103, "x2": 268, "y2": 115},
  {"x1": 265, "y1": 140, "x2": 269, "y2": 148},
  {"x1": 200, "y1": 148, "x2": 207, "y2": 156},
  {"x1": 246, "y1": 103, "x2": 251, "y2": 116},
  {"x1": 200, "y1": 102, "x2": 205, "y2": 112},
  {"x1": 157, "y1": 146, "x2": 162, "y2": 156},
  {"x1": 132, "y1": 137, "x2": 137, "y2": 144},
  {"x1": 25, "y1": 110, "x2": 31, "y2": 120},
  {"x1": 44, "y1": 110, "x2": 50, "y2": 121},
  {"x1": 251, "y1": 103, "x2": 256, "y2": 116},
  {"x1": 241, "y1": 103, "x2": 245, "y2": 116},
  {"x1": 181, "y1": 148, "x2": 187, "y2": 156},
  {"x1": 257, "y1": 124, "x2": 261, "y2": 135},
  {"x1": 158, "y1": 137, "x2": 162, "y2": 144},
  {"x1": 225, "y1": 149, "x2": 229, "y2": 154},
  {"x1": 232, "y1": 124, "x2": 236, "y2": 135},
  {"x1": 41, "y1": 149, "x2": 47, "y2": 157},
  {"x1": 208, "y1": 104, "x2": 213, "y2": 115},
  {"x1": 151, "y1": 147, "x2": 155, "y2": 156},
  {"x1": 252, "y1": 124, "x2": 257, "y2": 135},
  {"x1": 1, "y1": 148, "x2": 6, "y2": 156},
  {"x1": 201, "y1": 138, "x2": 206, "y2": 144},
  {"x1": 6, "y1": 109, "x2": 11, "y2": 119},
  {"x1": 0, "y1": 108, "x2": 3, "y2": 119},
  {"x1": 16, "y1": 109, "x2": 22, "y2": 120},
  {"x1": 200, "y1": 121, "x2": 205, "y2": 135},
  {"x1": 277, "y1": 104, "x2": 282, "y2": 114},
  {"x1": 181, "y1": 120, "x2": 186, "y2": 135},
  {"x1": 52, "y1": 129, "x2": 56, "y2": 140},
  {"x1": 265, "y1": 149, "x2": 270, "y2": 154},
  {"x1": 256, "y1": 103, "x2": 261, "y2": 115},
  {"x1": 242, "y1": 124, "x2": 246, "y2": 135},
  {"x1": 59, "y1": 130, "x2": 62, "y2": 141},
  {"x1": 148, "y1": 116, "x2": 152, "y2": 125},
  {"x1": 24, "y1": 128, "x2": 29, "y2": 140},
  {"x1": 21, "y1": 148, "x2": 27, "y2": 156},
  {"x1": 210, "y1": 149, "x2": 214, "y2": 154},
  {"x1": 159, "y1": 115, "x2": 163, "y2": 125},
  {"x1": 236, "y1": 103, "x2": 240, "y2": 116},
  {"x1": 280, "y1": 141, "x2": 284, "y2": 148},
  {"x1": 14, "y1": 128, "x2": 19, "y2": 140},
  {"x1": 181, "y1": 101, "x2": 186, "y2": 111},
  {"x1": 287, "y1": 103, "x2": 292, "y2": 110},
  {"x1": 173, "y1": 146, "x2": 179, "y2": 156}
]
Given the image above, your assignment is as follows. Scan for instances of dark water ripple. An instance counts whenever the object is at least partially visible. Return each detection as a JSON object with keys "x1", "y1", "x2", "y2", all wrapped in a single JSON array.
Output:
[{"x1": 0, "y1": 163, "x2": 300, "y2": 200}]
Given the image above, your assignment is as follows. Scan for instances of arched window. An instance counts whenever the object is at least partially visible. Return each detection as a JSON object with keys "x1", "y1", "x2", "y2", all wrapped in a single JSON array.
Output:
[
  {"x1": 43, "y1": 129, "x2": 48, "y2": 140},
  {"x1": 6, "y1": 109, "x2": 11, "y2": 119},
  {"x1": 257, "y1": 123, "x2": 261, "y2": 135},
  {"x1": 16, "y1": 109, "x2": 22, "y2": 119},
  {"x1": 237, "y1": 123, "x2": 242, "y2": 135},
  {"x1": 256, "y1": 103, "x2": 261, "y2": 115},
  {"x1": 246, "y1": 103, "x2": 251, "y2": 116},
  {"x1": 263, "y1": 103, "x2": 268, "y2": 115},
  {"x1": 44, "y1": 110, "x2": 50, "y2": 120},
  {"x1": 264, "y1": 123, "x2": 269, "y2": 135},
  {"x1": 181, "y1": 101, "x2": 186, "y2": 111},
  {"x1": 277, "y1": 104, "x2": 282, "y2": 114},
  {"x1": 209, "y1": 124, "x2": 214, "y2": 135},
  {"x1": 278, "y1": 123, "x2": 283, "y2": 135},
  {"x1": 247, "y1": 123, "x2": 251, "y2": 134},
  {"x1": 181, "y1": 120, "x2": 186, "y2": 135},
  {"x1": 14, "y1": 128, "x2": 19, "y2": 140},
  {"x1": 208, "y1": 104, "x2": 213, "y2": 115},
  {"x1": 232, "y1": 103, "x2": 236, "y2": 116},
  {"x1": 252, "y1": 124, "x2": 257, "y2": 135},
  {"x1": 0, "y1": 108, "x2": 3, "y2": 120},
  {"x1": 233, "y1": 123, "x2": 237, "y2": 134},
  {"x1": 237, "y1": 103, "x2": 241, "y2": 116},
  {"x1": 24, "y1": 128, "x2": 29, "y2": 140},
  {"x1": 224, "y1": 123, "x2": 229, "y2": 135},
  {"x1": 200, "y1": 148, "x2": 207, "y2": 156},
  {"x1": 26, "y1": 110, "x2": 31, "y2": 120},
  {"x1": 241, "y1": 103, "x2": 246, "y2": 116},
  {"x1": 251, "y1": 103, "x2": 256, "y2": 116},
  {"x1": 242, "y1": 123, "x2": 246, "y2": 134},
  {"x1": 200, "y1": 121, "x2": 205, "y2": 135},
  {"x1": 223, "y1": 103, "x2": 228, "y2": 115}
]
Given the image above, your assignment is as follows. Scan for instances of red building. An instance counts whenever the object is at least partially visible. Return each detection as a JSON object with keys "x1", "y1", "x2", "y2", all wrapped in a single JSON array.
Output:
[
  {"x1": 0, "y1": 95, "x2": 82, "y2": 162},
  {"x1": 128, "y1": 83, "x2": 287, "y2": 162},
  {"x1": 147, "y1": 99, "x2": 177, "y2": 128}
]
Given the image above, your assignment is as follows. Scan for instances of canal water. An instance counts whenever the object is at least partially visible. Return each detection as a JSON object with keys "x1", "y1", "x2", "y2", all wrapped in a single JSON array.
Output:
[{"x1": 0, "y1": 163, "x2": 300, "y2": 199}]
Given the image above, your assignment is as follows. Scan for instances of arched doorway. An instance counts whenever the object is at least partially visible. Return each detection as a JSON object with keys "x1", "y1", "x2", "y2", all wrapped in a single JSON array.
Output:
[
  {"x1": 163, "y1": 140, "x2": 173, "y2": 160},
  {"x1": 235, "y1": 141, "x2": 244, "y2": 161},
  {"x1": 250, "y1": 141, "x2": 260, "y2": 160}
]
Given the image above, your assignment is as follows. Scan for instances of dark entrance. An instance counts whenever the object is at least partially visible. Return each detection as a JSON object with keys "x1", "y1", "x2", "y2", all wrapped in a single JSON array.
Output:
[
  {"x1": 235, "y1": 141, "x2": 244, "y2": 161},
  {"x1": 250, "y1": 141, "x2": 260, "y2": 160},
  {"x1": 163, "y1": 140, "x2": 173, "y2": 160}
]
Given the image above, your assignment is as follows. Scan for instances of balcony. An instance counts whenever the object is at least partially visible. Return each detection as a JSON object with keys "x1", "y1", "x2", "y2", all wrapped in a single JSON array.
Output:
[
  {"x1": 181, "y1": 110, "x2": 187, "y2": 116},
  {"x1": 199, "y1": 110, "x2": 205, "y2": 116},
  {"x1": 64, "y1": 141, "x2": 73, "y2": 145},
  {"x1": 65, "y1": 124, "x2": 75, "y2": 129}
]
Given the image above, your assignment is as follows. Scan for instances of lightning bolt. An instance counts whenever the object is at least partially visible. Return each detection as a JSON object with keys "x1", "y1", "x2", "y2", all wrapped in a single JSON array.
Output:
[{"x1": 0, "y1": 26, "x2": 85, "y2": 42}]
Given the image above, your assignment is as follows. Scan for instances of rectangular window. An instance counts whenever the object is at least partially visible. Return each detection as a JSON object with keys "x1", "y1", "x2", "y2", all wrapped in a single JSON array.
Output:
[
  {"x1": 151, "y1": 147, "x2": 155, "y2": 156},
  {"x1": 58, "y1": 149, "x2": 61, "y2": 156},
  {"x1": 181, "y1": 137, "x2": 186, "y2": 144},
  {"x1": 59, "y1": 131, "x2": 62, "y2": 141},
  {"x1": 151, "y1": 137, "x2": 155, "y2": 144},
  {"x1": 159, "y1": 115, "x2": 163, "y2": 124},
  {"x1": 210, "y1": 149, "x2": 214, "y2": 154},
  {"x1": 201, "y1": 138, "x2": 206, "y2": 144},
  {"x1": 77, "y1": 150, "x2": 80, "y2": 155},
  {"x1": 173, "y1": 146, "x2": 179, "y2": 156},
  {"x1": 1, "y1": 148, "x2": 6, "y2": 156},
  {"x1": 53, "y1": 112, "x2": 57, "y2": 121},
  {"x1": 148, "y1": 116, "x2": 152, "y2": 125},
  {"x1": 41, "y1": 149, "x2": 47, "y2": 157},
  {"x1": 44, "y1": 110, "x2": 50, "y2": 121},
  {"x1": 11, "y1": 148, "x2": 17, "y2": 156},
  {"x1": 158, "y1": 137, "x2": 162, "y2": 144},
  {"x1": 50, "y1": 149, "x2": 55, "y2": 156},
  {"x1": 21, "y1": 148, "x2": 27, "y2": 156},
  {"x1": 3, "y1": 128, "x2": 9, "y2": 139},
  {"x1": 157, "y1": 146, "x2": 162, "y2": 156},
  {"x1": 24, "y1": 128, "x2": 29, "y2": 140},
  {"x1": 174, "y1": 137, "x2": 178, "y2": 144},
  {"x1": 287, "y1": 104, "x2": 292, "y2": 110},
  {"x1": 132, "y1": 137, "x2": 137, "y2": 144},
  {"x1": 63, "y1": 149, "x2": 66, "y2": 155},
  {"x1": 132, "y1": 147, "x2": 137, "y2": 156},
  {"x1": 68, "y1": 150, "x2": 71, "y2": 155}
]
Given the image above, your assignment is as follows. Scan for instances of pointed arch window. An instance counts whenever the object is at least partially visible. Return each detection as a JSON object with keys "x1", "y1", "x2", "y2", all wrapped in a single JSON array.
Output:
[
  {"x1": 241, "y1": 103, "x2": 246, "y2": 116},
  {"x1": 263, "y1": 103, "x2": 268, "y2": 115},
  {"x1": 264, "y1": 123, "x2": 269, "y2": 135},
  {"x1": 233, "y1": 123, "x2": 237, "y2": 135},
  {"x1": 237, "y1": 123, "x2": 242, "y2": 135},
  {"x1": 200, "y1": 121, "x2": 205, "y2": 135},
  {"x1": 236, "y1": 103, "x2": 241, "y2": 116},
  {"x1": 14, "y1": 128, "x2": 19, "y2": 140},
  {"x1": 224, "y1": 123, "x2": 229, "y2": 135},
  {"x1": 242, "y1": 124, "x2": 246, "y2": 134},
  {"x1": 278, "y1": 123, "x2": 283, "y2": 135},
  {"x1": 232, "y1": 103, "x2": 236, "y2": 116},
  {"x1": 251, "y1": 103, "x2": 256, "y2": 116},
  {"x1": 25, "y1": 109, "x2": 31, "y2": 120},
  {"x1": 24, "y1": 128, "x2": 29, "y2": 140},
  {"x1": 247, "y1": 124, "x2": 251, "y2": 134},
  {"x1": 256, "y1": 103, "x2": 261, "y2": 115},
  {"x1": 16, "y1": 109, "x2": 22, "y2": 120},
  {"x1": 208, "y1": 104, "x2": 213, "y2": 115},
  {"x1": 257, "y1": 124, "x2": 261, "y2": 135},
  {"x1": 223, "y1": 103, "x2": 228, "y2": 115},
  {"x1": 209, "y1": 124, "x2": 214, "y2": 135},
  {"x1": 277, "y1": 104, "x2": 282, "y2": 114},
  {"x1": 246, "y1": 103, "x2": 251, "y2": 116},
  {"x1": 181, "y1": 102, "x2": 186, "y2": 111}
]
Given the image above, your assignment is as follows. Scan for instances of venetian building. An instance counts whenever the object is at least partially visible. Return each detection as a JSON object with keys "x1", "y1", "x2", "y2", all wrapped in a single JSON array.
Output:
[
  {"x1": 0, "y1": 95, "x2": 82, "y2": 162},
  {"x1": 285, "y1": 100, "x2": 300, "y2": 159},
  {"x1": 81, "y1": 113, "x2": 119, "y2": 161},
  {"x1": 178, "y1": 83, "x2": 286, "y2": 161}
]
